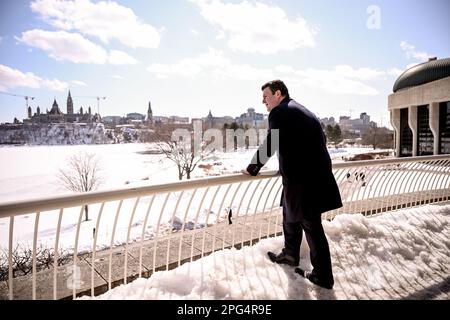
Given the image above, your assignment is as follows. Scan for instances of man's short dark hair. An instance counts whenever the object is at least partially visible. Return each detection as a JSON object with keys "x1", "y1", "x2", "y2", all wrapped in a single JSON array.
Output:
[{"x1": 261, "y1": 80, "x2": 290, "y2": 99}]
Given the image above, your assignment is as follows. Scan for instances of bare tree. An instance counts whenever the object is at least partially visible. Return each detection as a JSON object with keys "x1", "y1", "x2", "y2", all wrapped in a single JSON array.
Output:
[
  {"x1": 361, "y1": 125, "x2": 394, "y2": 150},
  {"x1": 154, "y1": 131, "x2": 214, "y2": 180},
  {"x1": 0, "y1": 244, "x2": 72, "y2": 281},
  {"x1": 57, "y1": 152, "x2": 103, "y2": 221}
]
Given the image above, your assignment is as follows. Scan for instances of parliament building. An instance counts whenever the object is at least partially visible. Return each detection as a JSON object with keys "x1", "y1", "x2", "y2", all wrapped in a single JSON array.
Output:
[{"x1": 24, "y1": 91, "x2": 100, "y2": 125}]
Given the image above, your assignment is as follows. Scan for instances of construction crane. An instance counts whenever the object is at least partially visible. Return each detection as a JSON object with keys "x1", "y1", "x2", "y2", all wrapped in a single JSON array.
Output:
[
  {"x1": 74, "y1": 96, "x2": 106, "y2": 115},
  {"x1": 0, "y1": 91, "x2": 35, "y2": 117}
]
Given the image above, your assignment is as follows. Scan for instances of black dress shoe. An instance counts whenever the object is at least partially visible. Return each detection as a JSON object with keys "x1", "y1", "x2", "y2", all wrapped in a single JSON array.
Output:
[
  {"x1": 267, "y1": 251, "x2": 299, "y2": 266},
  {"x1": 295, "y1": 268, "x2": 334, "y2": 289}
]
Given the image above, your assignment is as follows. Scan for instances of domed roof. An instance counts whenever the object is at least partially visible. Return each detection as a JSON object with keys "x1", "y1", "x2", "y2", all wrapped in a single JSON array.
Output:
[{"x1": 393, "y1": 57, "x2": 450, "y2": 93}]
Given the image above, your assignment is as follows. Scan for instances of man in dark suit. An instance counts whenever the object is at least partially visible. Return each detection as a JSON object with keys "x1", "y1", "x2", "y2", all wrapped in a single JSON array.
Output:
[{"x1": 242, "y1": 80, "x2": 342, "y2": 289}]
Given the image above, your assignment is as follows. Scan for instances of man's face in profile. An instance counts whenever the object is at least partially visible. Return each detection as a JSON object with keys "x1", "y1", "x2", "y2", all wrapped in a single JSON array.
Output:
[{"x1": 262, "y1": 87, "x2": 282, "y2": 112}]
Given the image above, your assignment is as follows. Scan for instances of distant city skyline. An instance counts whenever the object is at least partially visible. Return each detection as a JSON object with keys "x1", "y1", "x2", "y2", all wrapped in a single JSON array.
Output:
[
  {"x1": 1, "y1": 0, "x2": 449, "y2": 127},
  {"x1": 11, "y1": 89, "x2": 388, "y2": 129}
]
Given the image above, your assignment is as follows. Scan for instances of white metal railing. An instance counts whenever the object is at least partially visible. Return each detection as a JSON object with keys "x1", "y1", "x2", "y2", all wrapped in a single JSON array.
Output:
[{"x1": 0, "y1": 155, "x2": 449, "y2": 300}]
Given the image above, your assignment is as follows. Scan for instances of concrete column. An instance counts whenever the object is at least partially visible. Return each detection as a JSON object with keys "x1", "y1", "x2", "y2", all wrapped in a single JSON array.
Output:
[
  {"x1": 429, "y1": 102, "x2": 440, "y2": 155},
  {"x1": 408, "y1": 105, "x2": 418, "y2": 156},
  {"x1": 390, "y1": 109, "x2": 401, "y2": 157}
]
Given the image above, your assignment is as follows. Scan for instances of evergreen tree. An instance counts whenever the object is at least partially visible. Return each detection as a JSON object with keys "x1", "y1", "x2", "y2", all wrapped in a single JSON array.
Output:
[
  {"x1": 333, "y1": 124, "x2": 343, "y2": 146},
  {"x1": 325, "y1": 124, "x2": 334, "y2": 142},
  {"x1": 326, "y1": 124, "x2": 343, "y2": 148}
]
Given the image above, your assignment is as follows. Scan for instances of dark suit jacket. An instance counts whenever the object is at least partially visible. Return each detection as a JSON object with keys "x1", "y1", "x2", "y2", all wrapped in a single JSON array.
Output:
[{"x1": 247, "y1": 97, "x2": 342, "y2": 222}]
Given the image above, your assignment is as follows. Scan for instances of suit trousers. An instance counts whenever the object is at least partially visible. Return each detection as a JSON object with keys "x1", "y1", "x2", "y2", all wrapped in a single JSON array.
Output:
[{"x1": 282, "y1": 208, "x2": 334, "y2": 283}]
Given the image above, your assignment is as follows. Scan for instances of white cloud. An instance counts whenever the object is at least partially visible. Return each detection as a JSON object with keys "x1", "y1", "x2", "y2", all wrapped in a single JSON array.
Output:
[
  {"x1": 147, "y1": 47, "x2": 272, "y2": 80},
  {"x1": 294, "y1": 68, "x2": 380, "y2": 95},
  {"x1": 147, "y1": 49, "x2": 383, "y2": 96},
  {"x1": 216, "y1": 30, "x2": 225, "y2": 40},
  {"x1": 17, "y1": 30, "x2": 138, "y2": 65},
  {"x1": 108, "y1": 50, "x2": 139, "y2": 65},
  {"x1": 392, "y1": 41, "x2": 433, "y2": 74},
  {"x1": 400, "y1": 41, "x2": 432, "y2": 62},
  {"x1": 18, "y1": 29, "x2": 108, "y2": 64},
  {"x1": 333, "y1": 65, "x2": 385, "y2": 81},
  {"x1": 387, "y1": 68, "x2": 404, "y2": 77},
  {"x1": 289, "y1": 66, "x2": 382, "y2": 96},
  {"x1": 275, "y1": 65, "x2": 295, "y2": 74},
  {"x1": 190, "y1": 29, "x2": 199, "y2": 36},
  {"x1": 42, "y1": 78, "x2": 68, "y2": 91},
  {"x1": 0, "y1": 65, "x2": 40, "y2": 91},
  {"x1": 190, "y1": 0, "x2": 316, "y2": 54},
  {"x1": 0, "y1": 64, "x2": 68, "y2": 91},
  {"x1": 71, "y1": 80, "x2": 86, "y2": 86},
  {"x1": 0, "y1": 36, "x2": 2, "y2": 44},
  {"x1": 112, "y1": 75, "x2": 124, "y2": 80},
  {"x1": 406, "y1": 62, "x2": 421, "y2": 70},
  {"x1": 30, "y1": 0, "x2": 161, "y2": 49}
]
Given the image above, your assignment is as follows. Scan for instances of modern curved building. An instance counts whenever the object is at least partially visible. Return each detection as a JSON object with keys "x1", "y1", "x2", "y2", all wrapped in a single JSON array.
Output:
[{"x1": 389, "y1": 57, "x2": 450, "y2": 157}]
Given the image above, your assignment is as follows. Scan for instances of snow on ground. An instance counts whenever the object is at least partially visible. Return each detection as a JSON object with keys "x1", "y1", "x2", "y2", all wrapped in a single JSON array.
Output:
[
  {"x1": 0, "y1": 144, "x2": 278, "y2": 251},
  {"x1": 0, "y1": 143, "x2": 173, "y2": 203},
  {"x1": 0, "y1": 144, "x2": 398, "y2": 258},
  {"x1": 79, "y1": 204, "x2": 450, "y2": 300},
  {"x1": 0, "y1": 144, "x2": 387, "y2": 203},
  {"x1": 0, "y1": 144, "x2": 265, "y2": 203},
  {"x1": 0, "y1": 144, "x2": 389, "y2": 252},
  {"x1": 1, "y1": 144, "x2": 447, "y2": 300}
]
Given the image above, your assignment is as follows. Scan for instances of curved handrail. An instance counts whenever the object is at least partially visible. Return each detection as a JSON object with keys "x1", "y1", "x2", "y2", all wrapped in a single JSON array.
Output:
[
  {"x1": 1, "y1": 154, "x2": 449, "y2": 300},
  {"x1": 1, "y1": 154, "x2": 449, "y2": 217}
]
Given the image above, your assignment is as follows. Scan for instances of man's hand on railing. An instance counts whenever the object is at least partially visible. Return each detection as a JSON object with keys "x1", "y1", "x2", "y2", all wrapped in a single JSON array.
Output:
[{"x1": 241, "y1": 168, "x2": 280, "y2": 176}]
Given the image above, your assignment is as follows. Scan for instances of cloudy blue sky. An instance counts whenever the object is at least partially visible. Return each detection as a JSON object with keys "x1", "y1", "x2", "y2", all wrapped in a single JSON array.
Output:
[{"x1": 0, "y1": 0, "x2": 449, "y2": 126}]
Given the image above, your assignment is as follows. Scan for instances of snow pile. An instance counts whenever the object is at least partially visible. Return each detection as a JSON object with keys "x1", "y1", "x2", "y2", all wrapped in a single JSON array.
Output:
[
  {"x1": 80, "y1": 204, "x2": 450, "y2": 300},
  {"x1": 328, "y1": 147, "x2": 394, "y2": 162}
]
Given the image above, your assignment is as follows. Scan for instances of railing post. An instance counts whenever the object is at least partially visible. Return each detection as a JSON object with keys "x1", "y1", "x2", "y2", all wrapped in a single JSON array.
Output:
[
  {"x1": 8, "y1": 216, "x2": 14, "y2": 300},
  {"x1": 91, "y1": 203, "x2": 105, "y2": 297},
  {"x1": 54, "y1": 208, "x2": 64, "y2": 300}
]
